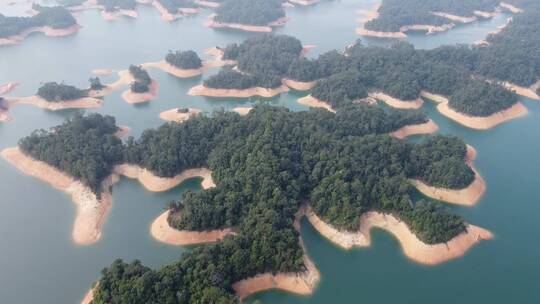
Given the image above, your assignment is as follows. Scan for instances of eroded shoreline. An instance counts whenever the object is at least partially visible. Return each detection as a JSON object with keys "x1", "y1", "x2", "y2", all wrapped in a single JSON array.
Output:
[{"x1": 188, "y1": 84, "x2": 289, "y2": 98}]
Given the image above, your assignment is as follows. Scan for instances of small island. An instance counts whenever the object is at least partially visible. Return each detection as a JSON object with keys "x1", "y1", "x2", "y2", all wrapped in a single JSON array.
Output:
[
  {"x1": 205, "y1": 0, "x2": 289, "y2": 32},
  {"x1": 0, "y1": 80, "x2": 106, "y2": 122},
  {"x1": 122, "y1": 65, "x2": 158, "y2": 103},
  {"x1": 0, "y1": 5, "x2": 79, "y2": 46},
  {"x1": 159, "y1": 107, "x2": 202, "y2": 122},
  {"x1": 142, "y1": 49, "x2": 205, "y2": 78},
  {"x1": 153, "y1": 0, "x2": 200, "y2": 21}
]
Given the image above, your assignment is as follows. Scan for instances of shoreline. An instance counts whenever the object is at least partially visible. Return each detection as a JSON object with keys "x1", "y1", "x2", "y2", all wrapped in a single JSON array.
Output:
[
  {"x1": 113, "y1": 164, "x2": 216, "y2": 192},
  {"x1": 159, "y1": 107, "x2": 202, "y2": 123},
  {"x1": 150, "y1": 210, "x2": 234, "y2": 245},
  {"x1": 91, "y1": 68, "x2": 115, "y2": 76},
  {"x1": 101, "y1": 9, "x2": 138, "y2": 21},
  {"x1": 389, "y1": 119, "x2": 439, "y2": 139},
  {"x1": 204, "y1": 13, "x2": 290, "y2": 33},
  {"x1": 188, "y1": 84, "x2": 289, "y2": 98},
  {"x1": 410, "y1": 145, "x2": 486, "y2": 206},
  {"x1": 0, "y1": 24, "x2": 80, "y2": 46},
  {"x1": 297, "y1": 95, "x2": 336, "y2": 113},
  {"x1": 121, "y1": 79, "x2": 159, "y2": 104},
  {"x1": 499, "y1": 2, "x2": 523, "y2": 14},
  {"x1": 500, "y1": 80, "x2": 540, "y2": 100},
  {"x1": 232, "y1": 206, "x2": 320, "y2": 299},
  {"x1": 305, "y1": 205, "x2": 493, "y2": 265},
  {"x1": 431, "y1": 12, "x2": 477, "y2": 23},
  {"x1": 370, "y1": 91, "x2": 424, "y2": 109},
  {"x1": 289, "y1": 0, "x2": 320, "y2": 6},
  {"x1": 282, "y1": 78, "x2": 317, "y2": 91},
  {"x1": 1, "y1": 147, "x2": 117, "y2": 245},
  {"x1": 232, "y1": 106, "x2": 252, "y2": 116},
  {"x1": 420, "y1": 91, "x2": 528, "y2": 130},
  {"x1": 141, "y1": 60, "x2": 204, "y2": 78},
  {"x1": 204, "y1": 47, "x2": 238, "y2": 67}
]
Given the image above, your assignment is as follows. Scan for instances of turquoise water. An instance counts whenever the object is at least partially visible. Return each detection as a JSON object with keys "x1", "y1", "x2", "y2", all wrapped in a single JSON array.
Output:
[{"x1": 1, "y1": 1, "x2": 538, "y2": 303}]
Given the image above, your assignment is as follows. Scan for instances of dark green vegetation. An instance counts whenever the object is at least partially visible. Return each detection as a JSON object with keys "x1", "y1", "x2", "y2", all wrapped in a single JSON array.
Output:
[
  {"x1": 97, "y1": 0, "x2": 137, "y2": 11},
  {"x1": 287, "y1": 40, "x2": 520, "y2": 115},
  {"x1": 0, "y1": 5, "x2": 76, "y2": 38},
  {"x1": 21, "y1": 107, "x2": 476, "y2": 303},
  {"x1": 364, "y1": 0, "x2": 540, "y2": 88},
  {"x1": 165, "y1": 50, "x2": 203, "y2": 69},
  {"x1": 215, "y1": 0, "x2": 285, "y2": 26},
  {"x1": 58, "y1": 0, "x2": 87, "y2": 6},
  {"x1": 36, "y1": 82, "x2": 88, "y2": 102},
  {"x1": 158, "y1": 0, "x2": 198, "y2": 13},
  {"x1": 89, "y1": 77, "x2": 105, "y2": 91},
  {"x1": 18, "y1": 114, "x2": 123, "y2": 194},
  {"x1": 128, "y1": 65, "x2": 152, "y2": 93},
  {"x1": 204, "y1": 34, "x2": 302, "y2": 89},
  {"x1": 365, "y1": 0, "x2": 501, "y2": 32}
]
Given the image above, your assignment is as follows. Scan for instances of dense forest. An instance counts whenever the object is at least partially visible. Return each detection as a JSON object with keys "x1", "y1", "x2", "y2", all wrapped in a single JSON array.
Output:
[
  {"x1": 19, "y1": 106, "x2": 477, "y2": 303},
  {"x1": 364, "y1": 0, "x2": 501, "y2": 32},
  {"x1": 214, "y1": 0, "x2": 285, "y2": 26},
  {"x1": 128, "y1": 65, "x2": 152, "y2": 93},
  {"x1": 18, "y1": 113, "x2": 123, "y2": 194},
  {"x1": 36, "y1": 82, "x2": 88, "y2": 102},
  {"x1": 0, "y1": 5, "x2": 77, "y2": 38},
  {"x1": 165, "y1": 50, "x2": 203, "y2": 69},
  {"x1": 204, "y1": 34, "x2": 302, "y2": 89}
]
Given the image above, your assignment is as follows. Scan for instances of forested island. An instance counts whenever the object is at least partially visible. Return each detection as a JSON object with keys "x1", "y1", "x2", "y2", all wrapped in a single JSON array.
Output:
[
  {"x1": 2, "y1": 105, "x2": 492, "y2": 303},
  {"x1": 36, "y1": 82, "x2": 89, "y2": 102},
  {"x1": 165, "y1": 50, "x2": 203, "y2": 70},
  {"x1": 128, "y1": 64, "x2": 151, "y2": 93},
  {"x1": 0, "y1": 5, "x2": 78, "y2": 45},
  {"x1": 206, "y1": 0, "x2": 288, "y2": 32}
]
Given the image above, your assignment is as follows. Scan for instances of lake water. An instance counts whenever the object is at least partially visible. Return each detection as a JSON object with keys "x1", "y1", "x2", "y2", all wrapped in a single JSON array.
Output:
[{"x1": 0, "y1": 1, "x2": 538, "y2": 303}]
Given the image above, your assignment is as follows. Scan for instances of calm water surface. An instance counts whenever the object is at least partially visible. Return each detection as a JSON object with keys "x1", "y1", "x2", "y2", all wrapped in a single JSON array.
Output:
[{"x1": 0, "y1": 1, "x2": 538, "y2": 303}]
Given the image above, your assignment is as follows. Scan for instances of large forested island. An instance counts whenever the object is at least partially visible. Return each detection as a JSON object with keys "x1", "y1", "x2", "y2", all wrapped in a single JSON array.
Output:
[
  {"x1": 206, "y1": 0, "x2": 288, "y2": 32},
  {"x1": 0, "y1": 5, "x2": 78, "y2": 45},
  {"x1": 2, "y1": 105, "x2": 493, "y2": 303}
]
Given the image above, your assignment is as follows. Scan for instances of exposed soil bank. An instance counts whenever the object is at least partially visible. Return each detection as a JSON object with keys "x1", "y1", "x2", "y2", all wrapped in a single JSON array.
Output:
[
  {"x1": 305, "y1": 205, "x2": 493, "y2": 265},
  {"x1": 390, "y1": 119, "x2": 439, "y2": 139},
  {"x1": 421, "y1": 91, "x2": 528, "y2": 130},
  {"x1": 142, "y1": 60, "x2": 205, "y2": 78},
  {"x1": 283, "y1": 78, "x2": 316, "y2": 91},
  {"x1": 113, "y1": 164, "x2": 215, "y2": 192},
  {"x1": 0, "y1": 24, "x2": 80, "y2": 46},
  {"x1": 0, "y1": 81, "x2": 19, "y2": 95},
  {"x1": 232, "y1": 106, "x2": 253, "y2": 116},
  {"x1": 121, "y1": 79, "x2": 159, "y2": 104},
  {"x1": 159, "y1": 107, "x2": 202, "y2": 123},
  {"x1": 1, "y1": 147, "x2": 117, "y2": 245},
  {"x1": 410, "y1": 145, "x2": 486, "y2": 206},
  {"x1": 370, "y1": 91, "x2": 424, "y2": 109},
  {"x1": 188, "y1": 84, "x2": 289, "y2": 98},
  {"x1": 151, "y1": 210, "x2": 234, "y2": 245},
  {"x1": 297, "y1": 95, "x2": 336, "y2": 113}
]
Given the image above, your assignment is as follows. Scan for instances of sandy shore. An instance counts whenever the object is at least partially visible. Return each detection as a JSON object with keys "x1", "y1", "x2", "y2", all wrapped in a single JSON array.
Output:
[
  {"x1": 420, "y1": 91, "x2": 528, "y2": 130},
  {"x1": 390, "y1": 119, "x2": 439, "y2": 139},
  {"x1": 500, "y1": 80, "x2": 540, "y2": 100},
  {"x1": 204, "y1": 13, "x2": 290, "y2": 33},
  {"x1": 297, "y1": 95, "x2": 336, "y2": 113},
  {"x1": 431, "y1": 12, "x2": 477, "y2": 23},
  {"x1": 101, "y1": 9, "x2": 138, "y2": 21},
  {"x1": 204, "y1": 47, "x2": 238, "y2": 67},
  {"x1": 289, "y1": 0, "x2": 320, "y2": 6},
  {"x1": 370, "y1": 91, "x2": 423, "y2": 109},
  {"x1": 142, "y1": 60, "x2": 204, "y2": 78},
  {"x1": 121, "y1": 79, "x2": 159, "y2": 104},
  {"x1": 80, "y1": 286, "x2": 95, "y2": 304},
  {"x1": 152, "y1": 0, "x2": 181, "y2": 21},
  {"x1": 91, "y1": 68, "x2": 115, "y2": 76},
  {"x1": 151, "y1": 210, "x2": 234, "y2": 245},
  {"x1": 500, "y1": 2, "x2": 523, "y2": 13},
  {"x1": 2, "y1": 95, "x2": 103, "y2": 116},
  {"x1": 473, "y1": 10, "x2": 499, "y2": 18},
  {"x1": 282, "y1": 78, "x2": 317, "y2": 91},
  {"x1": 305, "y1": 205, "x2": 493, "y2": 265},
  {"x1": 0, "y1": 24, "x2": 80, "y2": 46},
  {"x1": 410, "y1": 145, "x2": 486, "y2": 206},
  {"x1": 188, "y1": 84, "x2": 289, "y2": 98},
  {"x1": 114, "y1": 164, "x2": 216, "y2": 192},
  {"x1": 356, "y1": 28, "x2": 407, "y2": 38},
  {"x1": 194, "y1": 0, "x2": 220, "y2": 8},
  {"x1": 232, "y1": 207, "x2": 320, "y2": 299},
  {"x1": 114, "y1": 125, "x2": 131, "y2": 138},
  {"x1": 232, "y1": 106, "x2": 252, "y2": 116},
  {"x1": 1, "y1": 147, "x2": 118, "y2": 245},
  {"x1": 0, "y1": 81, "x2": 19, "y2": 95},
  {"x1": 159, "y1": 107, "x2": 201, "y2": 123},
  {"x1": 401, "y1": 23, "x2": 455, "y2": 35}
]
